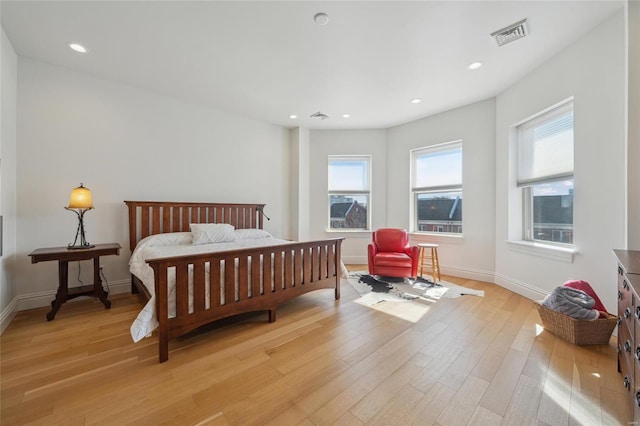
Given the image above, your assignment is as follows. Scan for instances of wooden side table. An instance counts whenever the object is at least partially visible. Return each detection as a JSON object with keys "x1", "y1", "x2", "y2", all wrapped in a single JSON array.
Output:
[{"x1": 29, "y1": 243, "x2": 121, "y2": 321}]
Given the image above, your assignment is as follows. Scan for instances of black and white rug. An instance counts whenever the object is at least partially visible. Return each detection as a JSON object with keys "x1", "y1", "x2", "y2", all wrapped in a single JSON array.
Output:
[{"x1": 347, "y1": 273, "x2": 484, "y2": 306}]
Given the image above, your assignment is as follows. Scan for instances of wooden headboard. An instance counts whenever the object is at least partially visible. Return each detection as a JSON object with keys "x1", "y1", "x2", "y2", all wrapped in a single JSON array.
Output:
[{"x1": 124, "y1": 201, "x2": 266, "y2": 252}]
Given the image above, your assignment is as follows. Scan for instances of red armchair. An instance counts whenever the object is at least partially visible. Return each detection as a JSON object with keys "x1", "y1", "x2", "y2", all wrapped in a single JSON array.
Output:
[{"x1": 368, "y1": 228, "x2": 419, "y2": 279}]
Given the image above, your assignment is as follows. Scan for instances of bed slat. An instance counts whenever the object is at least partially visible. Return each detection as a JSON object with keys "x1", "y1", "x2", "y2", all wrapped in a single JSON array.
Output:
[
  {"x1": 294, "y1": 248, "x2": 302, "y2": 286},
  {"x1": 251, "y1": 254, "x2": 261, "y2": 297},
  {"x1": 210, "y1": 261, "x2": 221, "y2": 308},
  {"x1": 175, "y1": 264, "x2": 189, "y2": 317},
  {"x1": 274, "y1": 251, "x2": 282, "y2": 291},
  {"x1": 125, "y1": 201, "x2": 342, "y2": 364},
  {"x1": 193, "y1": 262, "x2": 206, "y2": 313},
  {"x1": 284, "y1": 250, "x2": 293, "y2": 289},
  {"x1": 225, "y1": 257, "x2": 236, "y2": 303},
  {"x1": 238, "y1": 257, "x2": 249, "y2": 300},
  {"x1": 141, "y1": 207, "x2": 150, "y2": 240},
  {"x1": 125, "y1": 201, "x2": 268, "y2": 247}
]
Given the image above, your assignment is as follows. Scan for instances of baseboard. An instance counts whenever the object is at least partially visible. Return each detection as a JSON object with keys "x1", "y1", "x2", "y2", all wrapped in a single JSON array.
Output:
[
  {"x1": 343, "y1": 261, "x2": 496, "y2": 285},
  {"x1": 0, "y1": 296, "x2": 18, "y2": 335},
  {"x1": 342, "y1": 256, "x2": 367, "y2": 265},
  {"x1": 493, "y1": 272, "x2": 549, "y2": 301},
  {"x1": 439, "y1": 265, "x2": 495, "y2": 284},
  {"x1": 344, "y1": 260, "x2": 549, "y2": 302},
  {"x1": 15, "y1": 278, "x2": 131, "y2": 312}
]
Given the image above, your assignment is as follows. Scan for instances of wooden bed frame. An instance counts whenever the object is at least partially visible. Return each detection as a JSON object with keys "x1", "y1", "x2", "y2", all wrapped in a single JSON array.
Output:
[{"x1": 124, "y1": 201, "x2": 343, "y2": 363}]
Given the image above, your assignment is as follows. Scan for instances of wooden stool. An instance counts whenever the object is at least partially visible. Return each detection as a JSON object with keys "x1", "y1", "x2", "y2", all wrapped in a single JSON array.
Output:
[{"x1": 418, "y1": 243, "x2": 441, "y2": 283}]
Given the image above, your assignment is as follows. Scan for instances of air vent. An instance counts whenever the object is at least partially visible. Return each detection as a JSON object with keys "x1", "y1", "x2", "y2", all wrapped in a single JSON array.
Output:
[
  {"x1": 310, "y1": 111, "x2": 330, "y2": 120},
  {"x1": 491, "y1": 19, "x2": 528, "y2": 47}
]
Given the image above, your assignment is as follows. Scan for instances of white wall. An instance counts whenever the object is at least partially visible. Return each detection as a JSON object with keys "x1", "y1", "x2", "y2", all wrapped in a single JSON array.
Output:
[
  {"x1": 386, "y1": 98, "x2": 497, "y2": 282},
  {"x1": 5, "y1": 7, "x2": 632, "y2": 322},
  {"x1": 1, "y1": 27, "x2": 18, "y2": 331},
  {"x1": 289, "y1": 127, "x2": 310, "y2": 241},
  {"x1": 309, "y1": 130, "x2": 387, "y2": 264},
  {"x1": 495, "y1": 11, "x2": 626, "y2": 313},
  {"x1": 15, "y1": 58, "x2": 290, "y2": 309},
  {"x1": 627, "y1": 0, "x2": 640, "y2": 250}
]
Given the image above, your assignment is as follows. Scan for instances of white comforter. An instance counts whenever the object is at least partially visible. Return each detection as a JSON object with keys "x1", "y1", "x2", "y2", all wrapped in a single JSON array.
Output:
[{"x1": 129, "y1": 230, "x2": 292, "y2": 342}]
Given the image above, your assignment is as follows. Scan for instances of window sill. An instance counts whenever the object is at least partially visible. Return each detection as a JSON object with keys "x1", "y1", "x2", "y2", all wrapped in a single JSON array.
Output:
[
  {"x1": 409, "y1": 233, "x2": 465, "y2": 244},
  {"x1": 325, "y1": 229, "x2": 372, "y2": 238},
  {"x1": 506, "y1": 240, "x2": 576, "y2": 263}
]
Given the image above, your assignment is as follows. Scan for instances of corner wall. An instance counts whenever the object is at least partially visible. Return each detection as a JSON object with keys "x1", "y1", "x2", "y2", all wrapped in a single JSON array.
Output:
[
  {"x1": 309, "y1": 129, "x2": 387, "y2": 264},
  {"x1": 15, "y1": 58, "x2": 290, "y2": 310},
  {"x1": 0, "y1": 27, "x2": 18, "y2": 332},
  {"x1": 627, "y1": 0, "x2": 640, "y2": 249},
  {"x1": 386, "y1": 98, "x2": 497, "y2": 282},
  {"x1": 290, "y1": 127, "x2": 310, "y2": 241},
  {"x1": 494, "y1": 11, "x2": 626, "y2": 312}
]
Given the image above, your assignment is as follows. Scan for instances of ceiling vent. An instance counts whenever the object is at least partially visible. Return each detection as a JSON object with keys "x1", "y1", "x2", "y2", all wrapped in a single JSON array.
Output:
[
  {"x1": 491, "y1": 19, "x2": 528, "y2": 47},
  {"x1": 310, "y1": 111, "x2": 330, "y2": 120}
]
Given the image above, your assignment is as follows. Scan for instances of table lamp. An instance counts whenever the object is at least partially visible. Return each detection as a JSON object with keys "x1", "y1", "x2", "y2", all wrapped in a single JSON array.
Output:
[{"x1": 65, "y1": 183, "x2": 95, "y2": 249}]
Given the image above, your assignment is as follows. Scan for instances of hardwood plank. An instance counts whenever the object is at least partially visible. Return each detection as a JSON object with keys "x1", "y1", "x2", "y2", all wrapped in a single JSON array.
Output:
[
  {"x1": 366, "y1": 384, "x2": 426, "y2": 426},
  {"x1": 502, "y1": 374, "x2": 544, "y2": 426},
  {"x1": 436, "y1": 375, "x2": 490, "y2": 425},
  {"x1": 392, "y1": 382, "x2": 456, "y2": 425},
  {"x1": 478, "y1": 348, "x2": 529, "y2": 416},
  {"x1": 0, "y1": 271, "x2": 626, "y2": 426},
  {"x1": 468, "y1": 405, "x2": 503, "y2": 425},
  {"x1": 349, "y1": 352, "x2": 430, "y2": 423},
  {"x1": 536, "y1": 337, "x2": 574, "y2": 426}
]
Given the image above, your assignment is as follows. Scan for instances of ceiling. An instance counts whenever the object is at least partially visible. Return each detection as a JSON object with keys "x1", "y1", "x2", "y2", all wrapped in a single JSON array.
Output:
[{"x1": 1, "y1": 1, "x2": 624, "y2": 130}]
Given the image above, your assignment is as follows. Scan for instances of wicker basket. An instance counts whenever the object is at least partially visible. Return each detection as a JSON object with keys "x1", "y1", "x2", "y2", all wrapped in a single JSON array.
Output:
[{"x1": 535, "y1": 302, "x2": 617, "y2": 345}]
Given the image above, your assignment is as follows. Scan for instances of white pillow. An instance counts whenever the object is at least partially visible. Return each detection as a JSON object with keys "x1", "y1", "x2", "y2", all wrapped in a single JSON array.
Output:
[
  {"x1": 190, "y1": 223, "x2": 236, "y2": 245},
  {"x1": 135, "y1": 232, "x2": 192, "y2": 249},
  {"x1": 234, "y1": 229, "x2": 273, "y2": 240}
]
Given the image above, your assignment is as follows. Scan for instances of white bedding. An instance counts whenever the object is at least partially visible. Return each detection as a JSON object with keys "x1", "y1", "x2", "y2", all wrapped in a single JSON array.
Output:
[{"x1": 129, "y1": 230, "x2": 348, "y2": 342}]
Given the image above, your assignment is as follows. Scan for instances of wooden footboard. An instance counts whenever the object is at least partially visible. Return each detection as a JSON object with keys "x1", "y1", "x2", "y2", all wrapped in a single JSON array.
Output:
[{"x1": 146, "y1": 238, "x2": 343, "y2": 362}]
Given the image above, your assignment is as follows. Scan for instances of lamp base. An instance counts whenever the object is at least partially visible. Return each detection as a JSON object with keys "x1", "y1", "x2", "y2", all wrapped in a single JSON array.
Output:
[{"x1": 67, "y1": 244, "x2": 95, "y2": 250}]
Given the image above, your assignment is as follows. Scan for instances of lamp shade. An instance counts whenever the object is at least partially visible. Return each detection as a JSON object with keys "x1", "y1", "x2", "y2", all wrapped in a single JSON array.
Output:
[{"x1": 67, "y1": 184, "x2": 93, "y2": 209}]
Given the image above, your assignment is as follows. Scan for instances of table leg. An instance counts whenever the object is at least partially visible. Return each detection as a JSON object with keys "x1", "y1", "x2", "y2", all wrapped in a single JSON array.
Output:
[
  {"x1": 93, "y1": 257, "x2": 111, "y2": 309},
  {"x1": 47, "y1": 260, "x2": 68, "y2": 321}
]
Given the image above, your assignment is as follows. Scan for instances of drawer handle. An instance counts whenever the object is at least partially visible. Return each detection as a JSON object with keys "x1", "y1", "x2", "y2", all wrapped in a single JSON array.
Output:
[
  {"x1": 636, "y1": 390, "x2": 640, "y2": 407},
  {"x1": 624, "y1": 280, "x2": 630, "y2": 290},
  {"x1": 625, "y1": 307, "x2": 632, "y2": 319},
  {"x1": 619, "y1": 316, "x2": 624, "y2": 326},
  {"x1": 636, "y1": 345, "x2": 640, "y2": 360},
  {"x1": 619, "y1": 290, "x2": 623, "y2": 300},
  {"x1": 626, "y1": 340, "x2": 633, "y2": 352},
  {"x1": 626, "y1": 376, "x2": 632, "y2": 390},
  {"x1": 620, "y1": 266, "x2": 624, "y2": 275},
  {"x1": 636, "y1": 306, "x2": 640, "y2": 319}
]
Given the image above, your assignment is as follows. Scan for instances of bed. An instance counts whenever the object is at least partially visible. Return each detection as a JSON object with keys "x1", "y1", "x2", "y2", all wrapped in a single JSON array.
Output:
[{"x1": 125, "y1": 201, "x2": 344, "y2": 363}]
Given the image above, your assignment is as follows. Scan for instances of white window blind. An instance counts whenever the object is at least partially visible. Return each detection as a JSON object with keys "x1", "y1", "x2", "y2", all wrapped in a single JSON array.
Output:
[
  {"x1": 517, "y1": 101, "x2": 574, "y2": 187},
  {"x1": 412, "y1": 142, "x2": 462, "y2": 192},
  {"x1": 328, "y1": 157, "x2": 370, "y2": 192}
]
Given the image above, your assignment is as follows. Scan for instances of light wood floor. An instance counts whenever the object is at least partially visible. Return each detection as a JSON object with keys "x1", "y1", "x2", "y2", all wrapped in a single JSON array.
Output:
[{"x1": 1, "y1": 267, "x2": 630, "y2": 425}]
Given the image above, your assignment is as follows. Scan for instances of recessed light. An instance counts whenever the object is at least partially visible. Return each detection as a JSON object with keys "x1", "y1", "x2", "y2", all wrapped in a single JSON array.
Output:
[
  {"x1": 342, "y1": 114, "x2": 351, "y2": 118},
  {"x1": 289, "y1": 114, "x2": 297, "y2": 119},
  {"x1": 468, "y1": 61, "x2": 483, "y2": 70},
  {"x1": 314, "y1": 12, "x2": 329, "y2": 26},
  {"x1": 411, "y1": 98, "x2": 422, "y2": 104},
  {"x1": 67, "y1": 42, "x2": 88, "y2": 53}
]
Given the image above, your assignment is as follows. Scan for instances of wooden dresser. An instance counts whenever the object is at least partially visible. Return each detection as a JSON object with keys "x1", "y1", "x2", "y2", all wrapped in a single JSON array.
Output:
[{"x1": 615, "y1": 249, "x2": 640, "y2": 421}]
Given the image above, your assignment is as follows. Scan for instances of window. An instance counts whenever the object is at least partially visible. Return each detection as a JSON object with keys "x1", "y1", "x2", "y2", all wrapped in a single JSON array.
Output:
[
  {"x1": 517, "y1": 100, "x2": 574, "y2": 245},
  {"x1": 411, "y1": 141, "x2": 463, "y2": 234},
  {"x1": 328, "y1": 156, "x2": 370, "y2": 230}
]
